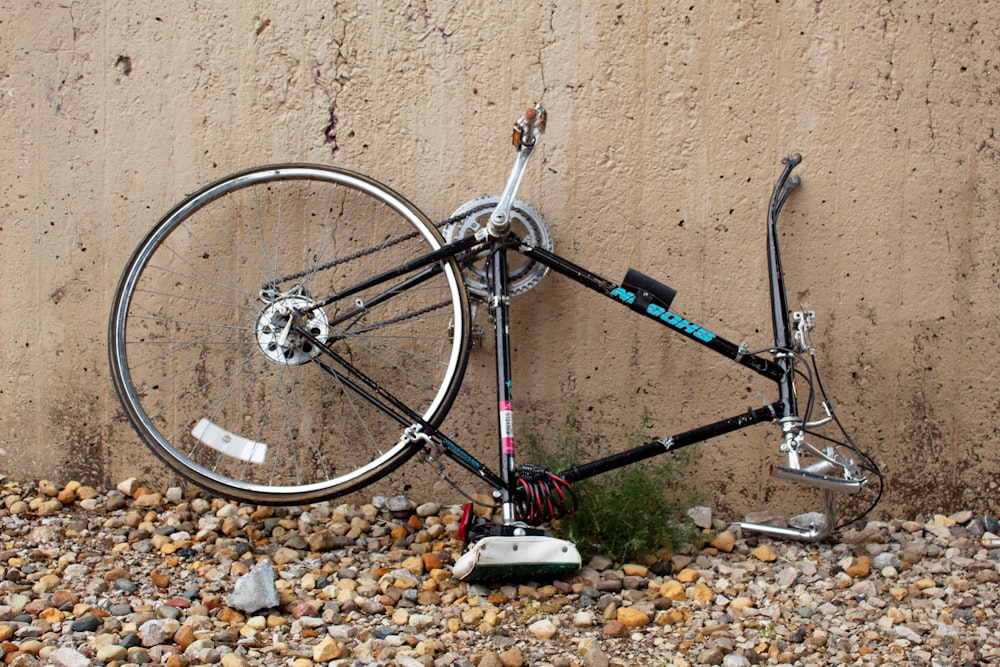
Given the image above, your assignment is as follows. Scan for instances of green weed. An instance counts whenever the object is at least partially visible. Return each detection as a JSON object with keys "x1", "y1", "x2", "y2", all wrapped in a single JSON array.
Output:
[{"x1": 523, "y1": 405, "x2": 698, "y2": 563}]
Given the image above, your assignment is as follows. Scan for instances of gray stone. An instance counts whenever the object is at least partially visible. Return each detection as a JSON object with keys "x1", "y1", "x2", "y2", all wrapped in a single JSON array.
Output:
[
  {"x1": 139, "y1": 619, "x2": 173, "y2": 647},
  {"x1": 688, "y1": 505, "x2": 713, "y2": 529},
  {"x1": 722, "y1": 654, "x2": 750, "y2": 667},
  {"x1": 113, "y1": 578, "x2": 137, "y2": 592},
  {"x1": 386, "y1": 495, "x2": 413, "y2": 513},
  {"x1": 69, "y1": 614, "x2": 103, "y2": 632},
  {"x1": 581, "y1": 645, "x2": 610, "y2": 667},
  {"x1": 48, "y1": 648, "x2": 92, "y2": 667},
  {"x1": 226, "y1": 559, "x2": 279, "y2": 613},
  {"x1": 699, "y1": 648, "x2": 725, "y2": 666},
  {"x1": 776, "y1": 566, "x2": 799, "y2": 588},
  {"x1": 416, "y1": 501, "x2": 441, "y2": 517},
  {"x1": 872, "y1": 552, "x2": 903, "y2": 570}
]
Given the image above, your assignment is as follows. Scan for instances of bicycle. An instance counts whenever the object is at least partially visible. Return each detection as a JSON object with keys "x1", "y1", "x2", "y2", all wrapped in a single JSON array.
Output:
[{"x1": 108, "y1": 105, "x2": 882, "y2": 580}]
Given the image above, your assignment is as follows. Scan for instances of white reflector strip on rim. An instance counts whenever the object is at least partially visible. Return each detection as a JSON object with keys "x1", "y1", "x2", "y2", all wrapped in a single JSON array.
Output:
[{"x1": 191, "y1": 418, "x2": 268, "y2": 464}]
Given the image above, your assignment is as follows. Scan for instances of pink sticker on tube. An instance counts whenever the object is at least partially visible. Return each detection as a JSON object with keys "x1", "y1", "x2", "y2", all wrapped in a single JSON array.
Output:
[{"x1": 499, "y1": 401, "x2": 515, "y2": 454}]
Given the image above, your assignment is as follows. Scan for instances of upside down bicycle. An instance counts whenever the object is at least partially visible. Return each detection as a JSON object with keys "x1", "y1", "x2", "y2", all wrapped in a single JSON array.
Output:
[{"x1": 108, "y1": 105, "x2": 882, "y2": 579}]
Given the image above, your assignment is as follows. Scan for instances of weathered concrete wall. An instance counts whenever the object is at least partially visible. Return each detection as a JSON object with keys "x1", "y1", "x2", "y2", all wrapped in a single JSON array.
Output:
[{"x1": 2, "y1": 1, "x2": 998, "y2": 521}]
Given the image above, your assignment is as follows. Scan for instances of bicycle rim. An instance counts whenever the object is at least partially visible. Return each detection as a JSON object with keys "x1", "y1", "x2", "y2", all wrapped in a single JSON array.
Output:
[{"x1": 108, "y1": 165, "x2": 470, "y2": 504}]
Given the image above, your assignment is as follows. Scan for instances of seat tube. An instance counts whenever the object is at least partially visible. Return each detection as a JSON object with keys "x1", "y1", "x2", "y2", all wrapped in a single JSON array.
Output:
[{"x1": 489, "y1": 246, "x2": 518, "y2": 524}]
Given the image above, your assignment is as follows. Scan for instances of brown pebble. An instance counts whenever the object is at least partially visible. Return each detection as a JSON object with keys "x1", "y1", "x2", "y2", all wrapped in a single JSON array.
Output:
[
  {"x1": 603, "y1": 619, "x2": 629, "y2": 637},
  {"x1": 499, "y1": 648, "x2": 525, "y2": 667},
  {"x1": 173, "y1": 625, "x2": 196, "y2": 650}
]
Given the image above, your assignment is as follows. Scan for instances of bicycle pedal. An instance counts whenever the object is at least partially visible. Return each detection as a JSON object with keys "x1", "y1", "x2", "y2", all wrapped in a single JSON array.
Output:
[
  {"x1": 771, "y1": 465, "x2": 865, "y2": 494},
  {"x1": 453, "y1": 535, "x2": 581, "y2": 582}
]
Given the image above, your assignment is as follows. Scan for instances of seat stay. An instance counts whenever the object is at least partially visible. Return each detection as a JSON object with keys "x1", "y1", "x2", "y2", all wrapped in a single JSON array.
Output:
[{"x1": 296, "y1": 326, "x2": 507, "y2": 491}]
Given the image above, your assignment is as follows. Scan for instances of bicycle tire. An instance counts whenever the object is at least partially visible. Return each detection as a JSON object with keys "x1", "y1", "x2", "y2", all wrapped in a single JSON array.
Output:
[{"x1": 108, "y1": 164, "x2": 471, "y2": 504}]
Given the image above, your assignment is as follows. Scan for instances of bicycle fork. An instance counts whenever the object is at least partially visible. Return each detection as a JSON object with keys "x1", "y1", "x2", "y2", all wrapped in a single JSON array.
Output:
[{"x1": 739, "y1": 154, "x2": 866, "y2": 542}]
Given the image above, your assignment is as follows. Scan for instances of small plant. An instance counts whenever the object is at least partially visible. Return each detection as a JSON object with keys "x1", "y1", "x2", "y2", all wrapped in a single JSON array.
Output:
[{"x1": 524, "y1": 405, "x2": 698, "y2": 563}]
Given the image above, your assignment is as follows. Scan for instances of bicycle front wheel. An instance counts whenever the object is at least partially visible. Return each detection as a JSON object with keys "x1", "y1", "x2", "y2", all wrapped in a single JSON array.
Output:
[{"x1": 109, "y1": 165, "x2": 471, "y2": 504}]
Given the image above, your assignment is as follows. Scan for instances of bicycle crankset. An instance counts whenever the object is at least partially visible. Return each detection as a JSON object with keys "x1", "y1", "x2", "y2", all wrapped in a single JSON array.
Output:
[{"x1": 443, "y1": 195, "x2": 553, "y2": 298}]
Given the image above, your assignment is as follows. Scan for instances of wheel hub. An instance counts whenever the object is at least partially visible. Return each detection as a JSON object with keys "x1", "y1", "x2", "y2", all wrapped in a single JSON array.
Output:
[{"x1": 255, "y1": 293, "x2": 330, "y2": 365}]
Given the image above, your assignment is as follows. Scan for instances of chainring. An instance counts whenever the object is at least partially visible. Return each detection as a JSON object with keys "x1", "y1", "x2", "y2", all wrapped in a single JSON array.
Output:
[{"x1": 442, "y1": 195, "x2": 553, "y2": 298}]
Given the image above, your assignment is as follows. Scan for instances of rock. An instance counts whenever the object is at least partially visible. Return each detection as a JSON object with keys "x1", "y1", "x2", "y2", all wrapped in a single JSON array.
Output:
[
  {"x1": 134, "y1": 491, "x2": 163, "y2": 508},
  {"x1": 729, "y1": 597, "x2": 754, "y2": 611},
  {"x1": 677, "y1": 567, "x2": 700, "y2": 583},
  {"x1": 582, "y1": 645, "x2": 610, "y2": 667},
  {"x1": 416, "y1": 502, "x2": 441, "y2": 517},
  {"x1": 479, "y1": 653, "x2": 504, "y2": 667},
  {"x1": 307, "y1": 530, "x2": 336, "y2": 552},
  {"x1": 622, "y1": 563, "x2": 648, "y2": 577},
  {"x1": 48, "y1": 648, "x2": 92, "y2": 667},
  {"x1": 805, "y1": 630, "x2": 829, "y2": 647},
  {"x1": 659, "y1": 580, "x2": 687, "y2": 601},
  {"x1": 498, "y1": 648, "x2": 525, "y2": 667},
  {"x1": 220, "y1": 653, "x2": 249, "y2": 667},
  {"x1": 70, "y1": 614, "x2": 103, "y2": 632},
  {"x1": 422, "y1": 551, "x2": 444, "y2": 571},
  {"x1": 117, "y1": 478, "x2": 140, "y2": 497},
  {"x1": 846, "y1": 556, "x2": 872, "y2": 578},
  {"x1": 710, "y1": 530, "x2": 736, "y2": 553},
  {"x1": 96, "y1": 645, "x2": 128, "y2": 662},
  {"x1": 528, "y1": 618, "x2": 557, "y2": 639},
  {"x1": 271, "y1": 547, "x2": 299, "y2": 565},
  {"x1": 589, "y1": 555, "x2": 614, "y2": 571},
  {"x1": 691, "y1": 582, "x2": 715, "y2": 603},
  {"x1": 226, "y1": 560, "x2": 279, "y2": 613},
  {"x1": 38, "y1": 479, "x2": 60, "y2": 497},
  {"x1": 750, "y1": 544, "x2": 777, "y2": 562},
  {"x1": 722, "y1": 655, "x2": 750, "y2": 667},
  {"x1": 400, "y1": 555, "x2": 425, "y2": 576},
  {"x1": 139, "y1": 618, "x2": 178, "y2": 647},
  {"x1": 386, "y1": 495, "x2": 413, "y2": 513},
  {"x1": 603, "y1": 620, "x2": 629, "y2": 637},
  {"x1": 699, "y1": 647, "x2": 725, "y2": 665},
  {"x1": 776, "y1": 566, "x2": 799, "y2": 588},
  {"x1": 688, "y1": 506, "x2": 713, "y2": 529},
  {"x1": 312, "y1": 636, "x2": 344, "y2": 662},
  {"x1": 617, "y1": 607, "x2": 650, "y2": 627}
]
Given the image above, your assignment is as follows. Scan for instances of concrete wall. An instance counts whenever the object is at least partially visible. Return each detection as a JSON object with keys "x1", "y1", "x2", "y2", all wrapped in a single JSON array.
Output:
[{"x1": 2, "y1": 1, "x2": 998, "y2": 521}]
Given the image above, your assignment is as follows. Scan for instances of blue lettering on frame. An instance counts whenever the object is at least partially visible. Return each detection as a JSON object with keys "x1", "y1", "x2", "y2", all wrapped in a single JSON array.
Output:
[{"x1": 614, "y1": 284, "x2": 717, "y2": 342}]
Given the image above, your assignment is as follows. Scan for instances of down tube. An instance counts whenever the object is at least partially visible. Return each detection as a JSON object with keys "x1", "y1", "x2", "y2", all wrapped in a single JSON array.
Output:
[{"x1": 519, "y1": 244, "x2": 784, "y2": 382}]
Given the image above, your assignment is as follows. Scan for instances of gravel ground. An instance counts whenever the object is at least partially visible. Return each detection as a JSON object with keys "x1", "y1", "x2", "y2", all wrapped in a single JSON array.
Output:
[{"x1": 1, "y1": 477, "x2": 998, "y2": 667}]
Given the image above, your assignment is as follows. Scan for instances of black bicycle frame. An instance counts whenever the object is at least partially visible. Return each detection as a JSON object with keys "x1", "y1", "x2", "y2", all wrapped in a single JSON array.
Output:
[{"x1": 297, "y1": 154, "x2": 805, "y2": 518}]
